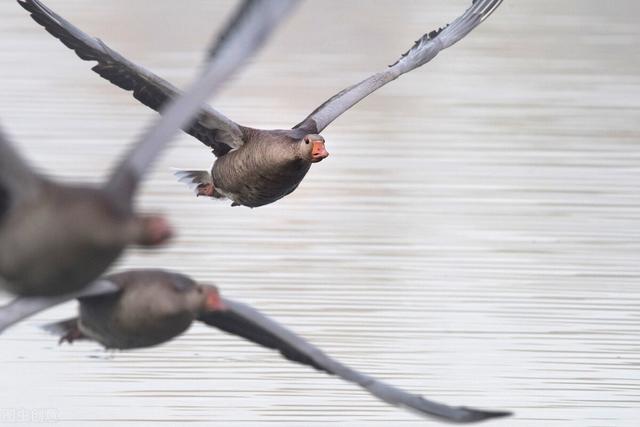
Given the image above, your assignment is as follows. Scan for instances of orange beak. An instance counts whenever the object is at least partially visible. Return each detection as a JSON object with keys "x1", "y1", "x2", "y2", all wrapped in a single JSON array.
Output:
[
  {"x1": 311, "y1": 141, "x2": 329, "y2": 163},
  {"x1": 205, "y1": 290, "x2": 226, "y2": 311}
]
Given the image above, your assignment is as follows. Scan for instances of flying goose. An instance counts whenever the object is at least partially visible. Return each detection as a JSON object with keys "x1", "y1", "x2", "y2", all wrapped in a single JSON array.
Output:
[
  {"x1": 23, "y1": 0, "x2": 503, "y2": 208},
  {"x1": 1, "y1": 0, "x2": 296, "y2": 296},
  {"x1": 21, "y1": 269, "x2": 510, "y2": 423}
]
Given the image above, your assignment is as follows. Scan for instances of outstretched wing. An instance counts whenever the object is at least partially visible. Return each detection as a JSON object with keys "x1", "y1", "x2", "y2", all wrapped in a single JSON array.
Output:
[
  {"x1": 294, "y1": 0, "x2": 503, "y2": 133},
  {"x1": 104, "y1": 0, "x2": 298, "y2": 203},
  {"x1": 0, "y1": 123, "x2": 43, "y2": 216},
  {"x1": 0, "y1": 279, "x2": 120, "y2": 334},
  {"x1": 19, "y1": 0, "x2": 244, "y2": 157},
  {"x1": 199, "y1": 298, "x2": 511, "y2": 423}
]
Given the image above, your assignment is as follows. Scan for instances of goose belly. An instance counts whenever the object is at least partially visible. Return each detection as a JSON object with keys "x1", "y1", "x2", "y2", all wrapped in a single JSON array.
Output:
[
  {"x1": 212, "y1": 152, "x2": 310, "y2": 207},
  {"x1": 78, "y1": 297, "x2": 194, "y2": 350}
]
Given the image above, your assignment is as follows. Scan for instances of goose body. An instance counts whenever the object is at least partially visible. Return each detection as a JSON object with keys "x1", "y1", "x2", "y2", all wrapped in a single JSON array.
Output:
[
  {"x1": 210, "y1": 128, "x2": 313, "y2": 207},
  {"x1": 75, "y1": 270, "x2": 201, "y2": 349},
  {"x1": 0, "y1": 183, "x2": 135, "y2": 296},
  {"x1": 0, "y1": 135, "x2": 169, "y2": 297},
  {"x1": 24, "y1": 0, "x2": 502, "y2": 208}
]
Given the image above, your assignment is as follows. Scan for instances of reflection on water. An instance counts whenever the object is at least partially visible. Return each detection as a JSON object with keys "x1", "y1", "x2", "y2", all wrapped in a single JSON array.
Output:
[{"x1": 1, "y1": 0, "x2": 640, "y2": 425}]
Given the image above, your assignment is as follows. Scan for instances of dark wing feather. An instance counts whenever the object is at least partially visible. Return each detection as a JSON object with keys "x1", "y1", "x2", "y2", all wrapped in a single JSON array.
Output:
[
  {"x1": 200, "y1": 301, "x2": 326, "y2": 372},
  {"x1": 199, "y1": 298, "x2": 511, "y2": 423},
  {"x1": 103, "y1": 0, "x2": 298, "y2": 202},
  {"x1": 294, "y1": 0, "x2": 503, "y2": 133},
  {"x1": 19, "y1": 0, "x2": 244, "y2": 157},
  {"x1": 0, "y1": 279, "x2": 120, "y2": 334}
]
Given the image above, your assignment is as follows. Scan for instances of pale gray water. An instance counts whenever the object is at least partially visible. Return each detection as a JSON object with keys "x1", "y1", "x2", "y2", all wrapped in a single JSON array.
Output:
[{"x1": 1, "y1": 0, "x2": 639, "y2": 426}]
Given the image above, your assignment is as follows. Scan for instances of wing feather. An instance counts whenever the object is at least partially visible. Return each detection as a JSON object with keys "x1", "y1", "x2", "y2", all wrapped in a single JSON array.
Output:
[
  {"x1": 19, "y1": 0, "x2": 244, "y2": 157},
  {"x1": 294, "y1": 0, "x2": 503, "y2": 133},
  {"x1": 200, "y1": 298, "x2": 511, "y2": 423},
  {"x1": 100, "y1": 0, "x2": 298, "y2": 201}
]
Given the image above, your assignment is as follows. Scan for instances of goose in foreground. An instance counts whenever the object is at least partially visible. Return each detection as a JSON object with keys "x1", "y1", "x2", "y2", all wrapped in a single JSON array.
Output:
[
  {"x1": 23, "y1": 0, "x2": 504, "y2": 208},
  {"x1": 0, "y1": 124, "x2": 171, "y2": 297},
  {"x1": 23, "y1": 269, "x2": 509, "y2": 423},
  {"x1": 1, "y1": 0, "x2": 297, "y2": 297}
]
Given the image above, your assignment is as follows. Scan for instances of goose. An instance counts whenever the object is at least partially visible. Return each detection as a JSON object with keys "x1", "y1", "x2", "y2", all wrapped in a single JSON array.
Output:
[
  {"x1": 23, "y1": 0, "x2": 503, "y2": 208},
  {"x1": 9, "y1": 268, "x2": 511, "y2": 423},
  {"x1": 1, "y1": 0, "x2": 297, "y2": 296}
]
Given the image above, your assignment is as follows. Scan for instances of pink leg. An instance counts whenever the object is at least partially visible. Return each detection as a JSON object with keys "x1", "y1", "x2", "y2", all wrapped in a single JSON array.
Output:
[
  {"x1": 59, "y1": 327, "x2": 85, "y2": 345},
  {"x1": 196, "y1": 183, "x2": 215, "y2": 197}
]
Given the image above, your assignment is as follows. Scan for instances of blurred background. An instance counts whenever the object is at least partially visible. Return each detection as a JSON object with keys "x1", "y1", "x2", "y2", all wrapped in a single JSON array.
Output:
[{"x1": 1, "y1": 0, "x2": 639, "y2": 425}]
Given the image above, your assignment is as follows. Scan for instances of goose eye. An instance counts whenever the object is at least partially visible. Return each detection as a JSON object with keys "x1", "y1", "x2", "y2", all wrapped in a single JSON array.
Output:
[{"x1": 304, "y1": 139, "x2": 309, "y2": 144}]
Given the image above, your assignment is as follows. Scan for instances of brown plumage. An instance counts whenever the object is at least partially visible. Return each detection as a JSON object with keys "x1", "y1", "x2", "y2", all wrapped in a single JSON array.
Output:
[{"x1": 59, "y1": 270, "x2": 208, "y2": 349}]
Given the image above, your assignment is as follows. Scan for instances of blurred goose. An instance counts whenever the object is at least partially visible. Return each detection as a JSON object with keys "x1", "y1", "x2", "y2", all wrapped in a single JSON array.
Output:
[
  {"x1": 0, "y1": 120, "x2": 172, "y2": 297},
  {"x1": 9, "y1": 269, "x2": 510, "y2": 423},
  {"x1": 1, "y1": 0, "x2": 296, "y2": 297},
  {"x1": 23, "y1": 0, "x2": 503, "y2": 208}
]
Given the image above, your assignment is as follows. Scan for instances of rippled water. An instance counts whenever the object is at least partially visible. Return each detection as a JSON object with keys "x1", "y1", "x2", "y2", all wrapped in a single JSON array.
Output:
[{"x1": 1, "y1": 0, "x2": 639, "y2": 425}]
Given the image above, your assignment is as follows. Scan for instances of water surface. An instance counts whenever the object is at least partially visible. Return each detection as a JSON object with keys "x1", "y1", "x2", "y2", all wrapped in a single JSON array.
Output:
[{"x1": 1, "y1": 1, "x2": 639, "y2": 425}]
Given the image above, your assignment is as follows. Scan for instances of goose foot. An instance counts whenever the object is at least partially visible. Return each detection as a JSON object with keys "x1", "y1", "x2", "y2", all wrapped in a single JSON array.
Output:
[
  {"x1": 196, "y1": 183, "x2": 215, "y2": 197},
  {"x1": 59, "y1": 327, "x2": 84, "y2": 345}
]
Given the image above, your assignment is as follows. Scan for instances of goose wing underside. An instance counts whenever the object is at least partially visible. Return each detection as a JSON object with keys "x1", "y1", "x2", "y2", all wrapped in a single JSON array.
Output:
[
  {"x1": 199, "y1": 298, "x2": 511, "y2": 423},
  {"x1": 294, "y1": 0, "x2": 503, "y2": 134}
]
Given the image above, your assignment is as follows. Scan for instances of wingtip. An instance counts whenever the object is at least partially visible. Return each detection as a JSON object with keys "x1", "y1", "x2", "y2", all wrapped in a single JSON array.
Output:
[
  {"x1": 17, "y1": 0, "x2": 42, "y2": 14},
  {"x1": 455, "y1": 407, "x2": 512, "y2": 423},
  {"x1": 16, "y1": 0, "x2": 30, "y2": 12},
  {"x1": 18, "y1": 0, "x2": 64, "y2": 38},
  {"x1": 476, "y1": 0, "x2": 505, "y2": 22}
]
